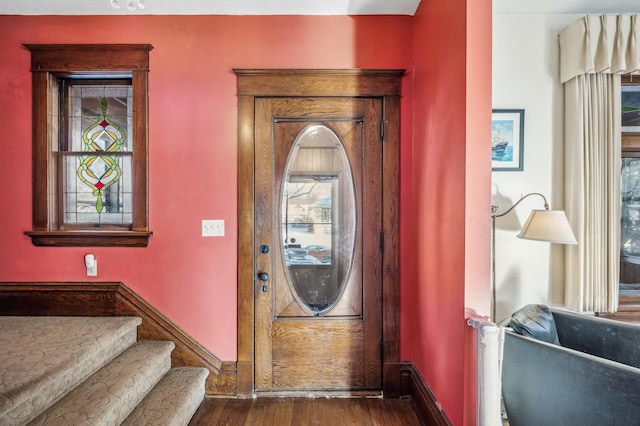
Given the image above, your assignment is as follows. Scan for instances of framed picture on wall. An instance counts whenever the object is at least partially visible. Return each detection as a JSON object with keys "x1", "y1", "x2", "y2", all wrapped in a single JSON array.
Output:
[{"x1": 492, "y1": 109, "x2": 524, "y2": 171}]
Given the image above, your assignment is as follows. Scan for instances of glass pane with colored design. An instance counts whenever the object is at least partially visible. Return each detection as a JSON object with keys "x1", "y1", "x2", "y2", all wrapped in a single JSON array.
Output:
[{"x1": 64, "y1": 82, "x2": 133, "y2": 225}]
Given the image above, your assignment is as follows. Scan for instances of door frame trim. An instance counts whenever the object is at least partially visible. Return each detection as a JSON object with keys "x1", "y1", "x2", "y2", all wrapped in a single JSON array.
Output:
[{"x1": 234, "y1": 69, "x2": 404, "y2": 396}]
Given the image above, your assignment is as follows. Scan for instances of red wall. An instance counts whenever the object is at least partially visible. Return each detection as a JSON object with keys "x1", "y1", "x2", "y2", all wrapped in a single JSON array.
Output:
[
  {"x1": 0, "y1": 15, "x2": 413, "y2": 361},
  {"x1": 0, "y1": 9, "x2": 493, "y2": 424},
  {"x1": 409, "y1": 1, "x2": 492, "y2": 425}
]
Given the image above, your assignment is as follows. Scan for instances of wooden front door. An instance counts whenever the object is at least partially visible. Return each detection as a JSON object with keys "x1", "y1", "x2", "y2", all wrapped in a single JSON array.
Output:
[
  {"x1": 254, "y1": 97, "x2": 383, "y2": 391},
  {"x1": 235, "y1": 69, "x2": 403, "y2": 396}
]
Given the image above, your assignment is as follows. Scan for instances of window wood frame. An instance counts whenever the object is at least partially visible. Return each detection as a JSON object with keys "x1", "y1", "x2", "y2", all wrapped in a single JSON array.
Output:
[
  {"x1": 621, "y1": 76, "x2": 640, "y2": 271},
  {"x1": 24, "y1": 44, "x2": 153, "y2": 247}
]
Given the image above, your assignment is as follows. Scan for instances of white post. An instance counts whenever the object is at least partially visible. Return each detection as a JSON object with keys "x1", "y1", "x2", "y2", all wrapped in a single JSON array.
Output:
[{"x1": 468, "y1": 318, "x2": 502, "y2": 426}]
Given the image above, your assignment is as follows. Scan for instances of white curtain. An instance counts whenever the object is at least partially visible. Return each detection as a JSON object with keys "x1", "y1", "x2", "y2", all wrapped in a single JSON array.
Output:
[{"x1": 560, "y1": 14, "x2": 640, "y2": 312}]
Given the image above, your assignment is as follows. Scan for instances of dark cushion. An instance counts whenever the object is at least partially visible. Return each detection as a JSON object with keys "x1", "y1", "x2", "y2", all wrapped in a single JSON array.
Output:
[{"x1": 509, "y1": 304, "x2": 560, "y2": 345}]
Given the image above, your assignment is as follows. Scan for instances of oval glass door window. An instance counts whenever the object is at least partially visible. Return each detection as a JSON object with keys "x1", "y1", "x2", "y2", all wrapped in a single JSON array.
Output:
[{"x1": 281, "y1": 124, "x2": 356, "y2": 315}]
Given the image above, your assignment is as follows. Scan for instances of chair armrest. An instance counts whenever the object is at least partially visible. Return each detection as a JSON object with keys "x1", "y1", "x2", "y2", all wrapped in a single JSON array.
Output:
[{"x1": 552, "y1": 309, "x2": 640, "y2": 368}]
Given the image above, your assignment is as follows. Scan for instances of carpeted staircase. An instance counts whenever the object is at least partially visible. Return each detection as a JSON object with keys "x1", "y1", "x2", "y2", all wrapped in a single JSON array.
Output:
[{"x1": 0, "y1": 316, "x2": 208, "y2": 425}]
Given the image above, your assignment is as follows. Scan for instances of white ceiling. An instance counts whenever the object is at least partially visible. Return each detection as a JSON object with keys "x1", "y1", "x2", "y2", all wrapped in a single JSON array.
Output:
[
  {"x1": 494, "y1": 0, "x2": 640, "y2": 14},
  {"x1": 0, "y1": 0, "x2": 421, "y2": 15},
  {"x1": 0, "y1": 0, "x2": 637, "y2": 16}
]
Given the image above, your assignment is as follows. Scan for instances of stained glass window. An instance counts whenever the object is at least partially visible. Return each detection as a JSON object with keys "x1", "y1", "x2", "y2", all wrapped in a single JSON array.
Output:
[
  {"x1": 63, "y1": 83, "x2": 133, "y2": 225},
  {"x1": 25, "y1": 44, "x2": 152, "y2": 247}
]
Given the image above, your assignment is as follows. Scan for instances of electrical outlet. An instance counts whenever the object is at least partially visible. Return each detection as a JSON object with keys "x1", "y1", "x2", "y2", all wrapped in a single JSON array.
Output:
[
  {"x1": 84, "y1": 254, "x2": 97, "y2": 276},
  {"x1": 87, "y1": 260, "x2": 97, "y2": 277},
  {"x1": 202, "y1": 219, "x2": 224, "y2": 237}
]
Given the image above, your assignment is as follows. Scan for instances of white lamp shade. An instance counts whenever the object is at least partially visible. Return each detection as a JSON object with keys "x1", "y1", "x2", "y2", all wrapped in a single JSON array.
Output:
[{"x1": 516, "y1": 210, "x2": 578, "y2": 244}]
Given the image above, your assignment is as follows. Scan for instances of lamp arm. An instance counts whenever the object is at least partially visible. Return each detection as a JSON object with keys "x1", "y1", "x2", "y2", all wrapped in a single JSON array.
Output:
[
  {"x1": 491, "y1": 192, "x2": 549, "y2": 218},
  {"x1": 491, "y1": 192, "x2": 549, "y2": 322}
]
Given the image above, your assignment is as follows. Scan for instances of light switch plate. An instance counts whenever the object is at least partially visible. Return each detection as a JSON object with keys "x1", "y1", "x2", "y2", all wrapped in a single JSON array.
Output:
[{"x1": 202, "y1": 219, "x2": 224, "y2": 237}]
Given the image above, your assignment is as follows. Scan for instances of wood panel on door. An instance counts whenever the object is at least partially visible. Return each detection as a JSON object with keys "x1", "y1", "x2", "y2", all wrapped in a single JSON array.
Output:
[{"x1": 254, "y1": 97, "x2": 383, "y2": 391}]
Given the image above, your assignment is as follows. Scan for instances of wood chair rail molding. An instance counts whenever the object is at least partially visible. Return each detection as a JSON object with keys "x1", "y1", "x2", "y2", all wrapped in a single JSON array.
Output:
[{"x1": 0, "y1": 281, "x2": 236, "y2": 396}]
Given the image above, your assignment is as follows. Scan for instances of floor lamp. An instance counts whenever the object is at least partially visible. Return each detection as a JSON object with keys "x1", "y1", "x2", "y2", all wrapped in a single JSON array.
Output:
[{"x1": 491, "y1": 192, "x2": 577, "y2": 323}]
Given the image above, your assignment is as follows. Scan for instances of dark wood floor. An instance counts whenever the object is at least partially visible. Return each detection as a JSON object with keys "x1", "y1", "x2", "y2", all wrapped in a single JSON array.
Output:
[{"x1": 189, "y1": 397, "x2": 423, "y2": 426}]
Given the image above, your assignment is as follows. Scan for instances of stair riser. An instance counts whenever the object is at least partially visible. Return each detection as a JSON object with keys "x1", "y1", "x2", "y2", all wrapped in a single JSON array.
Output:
[
  {"x1": 121, "y1": 367, "x2": 209, "y2": 426},
  {"x1": 30, "y1": 341, "x2": 174, "y2": 426}
]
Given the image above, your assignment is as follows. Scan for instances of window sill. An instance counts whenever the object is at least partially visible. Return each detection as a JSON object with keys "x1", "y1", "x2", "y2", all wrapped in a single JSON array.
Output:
[{"x1": 25, "y1": 230, "x2": 152, "y2": 247}]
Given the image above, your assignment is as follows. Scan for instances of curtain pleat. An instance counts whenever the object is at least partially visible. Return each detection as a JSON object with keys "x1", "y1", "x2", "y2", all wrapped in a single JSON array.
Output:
[
  {"x1": 606, "y1": 75, "x2": 622, "y2": 313},
  {"x1": 564, "y1": 73, "x2": 620, "y2": 312},
  {"x1": 564, "y1": 78, "x2": 586, "y2": 311}
]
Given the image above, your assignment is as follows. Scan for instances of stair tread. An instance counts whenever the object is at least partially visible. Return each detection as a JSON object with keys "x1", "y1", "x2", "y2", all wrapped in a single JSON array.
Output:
[
  {"x1": 0, "y1": 316, "x2": 141, "y2": 425},
  {"x1": 30, "y1": 340, "x2": 175, "y2": 426},
  {"x1": 122, "y1": 367, "x2": 209, "y2": 426}
]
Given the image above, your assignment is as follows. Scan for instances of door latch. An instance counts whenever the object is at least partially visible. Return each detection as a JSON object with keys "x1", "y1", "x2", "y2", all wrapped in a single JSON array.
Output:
[{"x1": 257, "y1": 272, "x2": 269, "y2": 292}]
